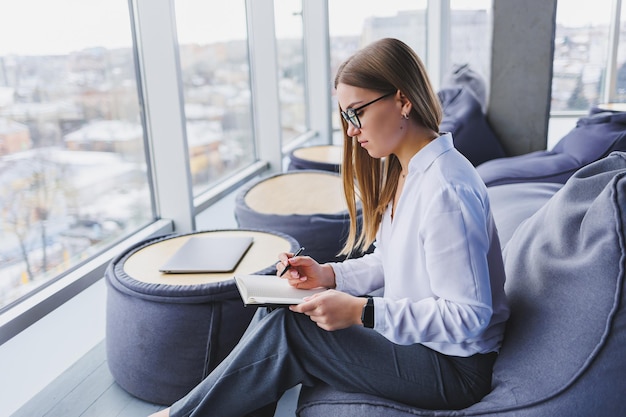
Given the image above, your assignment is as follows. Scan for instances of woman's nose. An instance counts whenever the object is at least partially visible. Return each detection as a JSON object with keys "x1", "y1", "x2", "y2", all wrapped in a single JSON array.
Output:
[{"x1": 346, "y1": 122, "x2": 360, "y2": 137}]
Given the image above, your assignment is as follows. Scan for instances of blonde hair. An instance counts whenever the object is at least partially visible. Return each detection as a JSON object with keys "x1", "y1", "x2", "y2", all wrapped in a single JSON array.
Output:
[{"x1": 335, "y1": 38, "x2": 442, "y2": 255}]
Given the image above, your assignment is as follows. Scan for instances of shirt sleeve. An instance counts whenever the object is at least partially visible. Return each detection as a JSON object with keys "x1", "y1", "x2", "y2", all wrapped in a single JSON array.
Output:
[
  {"x1": 376, "y1": 184, "x2": 495, "y2": 346},
  {"x1": 329, "y1": 248, "x2": 384, "y2": 296}
]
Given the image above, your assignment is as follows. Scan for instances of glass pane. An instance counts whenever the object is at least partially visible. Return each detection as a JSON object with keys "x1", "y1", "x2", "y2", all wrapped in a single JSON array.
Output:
[
  {"x1": 0, "y1": 1, "x2": 153, "y2": 309},
  {"x1": 553, "y1": 0, "x2": 613, "y2": 111},
  {"x1": 174, "y1": 0, "x2": 256, "y2": 196},
  {"x1": 328, "y1": 0, "x2": 428, "y2": 130},
  {"x1": 275, "y1": 0, "x2": 307, "y2": 146},
  {"x1": 449, "y1": 0, "x2": 492, "y2": 102}
]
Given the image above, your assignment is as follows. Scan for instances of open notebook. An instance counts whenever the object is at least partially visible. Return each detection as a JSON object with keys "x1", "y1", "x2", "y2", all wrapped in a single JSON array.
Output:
[
  {"x1": 159, "y1": 235, "x2": 254, "y2": 273},
  {"x1": 234, "y1": 274, "x2": 327, "y2": 307}
]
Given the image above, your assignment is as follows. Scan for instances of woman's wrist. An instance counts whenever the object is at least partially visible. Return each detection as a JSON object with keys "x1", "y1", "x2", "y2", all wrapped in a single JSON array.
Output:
[
  {"x1": 321, "y1": 264, "x2": 337, "y2": 289},
  {"x1": 356, "y1": 296, "x2": 369, "y2": 326}
]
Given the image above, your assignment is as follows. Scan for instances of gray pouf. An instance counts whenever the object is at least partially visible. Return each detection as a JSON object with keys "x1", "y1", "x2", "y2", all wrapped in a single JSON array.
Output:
[
  {"x1": 288, "y1": 145, "x2": 342, "y2": 173},
  {"x1": 235, "y1": 170, "x2": 365, "y2": 264},
  {"x1": 105, "y1": 229, "x2": 299, "y2": 405}
]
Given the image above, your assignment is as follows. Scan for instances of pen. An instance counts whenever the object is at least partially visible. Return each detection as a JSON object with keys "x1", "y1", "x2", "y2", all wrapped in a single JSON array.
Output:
[{"x1": 279, "y1": 247, "x2": 305, "y2": 277}]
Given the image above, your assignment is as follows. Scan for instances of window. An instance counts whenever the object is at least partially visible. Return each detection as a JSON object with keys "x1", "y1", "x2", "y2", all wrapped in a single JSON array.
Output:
[
  {"x1": 327, "y1": 0, "x2": 428, "y2": 131},
  {"x1": 327, "y1": 1, "x2": 493, "y2": 130},
  {"x1": 174, "y1": 0, "x2": 256, "y2": 197},
  {"x1": 552, "y1": 0, "x2": 613, "y2": 111},
  {"x1": 274, "y1": 0, "x2": 307, "y2": 146},
  {"x1": 449, "y1": 0, "x2": 492, "y2": 98},
  {"x1": 0, "y1": 0, "x2": 152, "y2": 310}
]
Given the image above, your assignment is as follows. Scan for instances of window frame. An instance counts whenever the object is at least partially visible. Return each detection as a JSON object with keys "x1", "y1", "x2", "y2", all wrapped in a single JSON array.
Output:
[
  {"x1": 0, "y1": 0, "x2": 506, "y2": 346},
  {"x1": 0, "y1": 0, "x2": 273, "y2": 344}
]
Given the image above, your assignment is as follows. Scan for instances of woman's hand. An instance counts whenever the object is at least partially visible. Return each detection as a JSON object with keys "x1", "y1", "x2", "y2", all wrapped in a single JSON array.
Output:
[
  {"x1": 290, "y1": 290, "x2": 367, "y2": 331},
  {"x1": 276, "y1": 252, "x2": 336, "y2": 290}
]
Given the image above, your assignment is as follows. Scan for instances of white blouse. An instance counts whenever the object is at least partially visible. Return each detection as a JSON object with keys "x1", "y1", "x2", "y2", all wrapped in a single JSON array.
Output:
[{"x1": 331, "y1": 133, "x2": 510, "y2": 357}]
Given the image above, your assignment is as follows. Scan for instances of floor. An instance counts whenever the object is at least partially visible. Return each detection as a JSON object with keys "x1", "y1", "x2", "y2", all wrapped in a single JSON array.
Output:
[
  {"x1": 9, "y1": 340, "x2": 300, "y2": 417},
  {"x1": 10, "y1": 341, "x2": 166, "y2": 417}
]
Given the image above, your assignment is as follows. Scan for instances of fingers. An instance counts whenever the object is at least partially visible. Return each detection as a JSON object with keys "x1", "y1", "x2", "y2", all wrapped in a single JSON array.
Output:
[
  {"x1": 277, "y1": 251, "x2": 304, "y2": 269},
  {"x1": 276, "y1": 252, "x2": 311, "y2": 282},
  {"x1": 277, "y1": 251, "x2": 291, "y2": 264},
  {"x1": 276, "y1": 251, "x2": 296, "y2": 277},
  {"x1": 291, "y1": 291, "x2": 361, "y2": 331},
  {"x1": 289, "y1": 294, "x2": 319, "y2": 314},
  {"x1": 275, "y1": 260, "x2": 287, "y2": 277},
  {"x1": 290, "y1": 294, "x2": 338, "y2": 331}
]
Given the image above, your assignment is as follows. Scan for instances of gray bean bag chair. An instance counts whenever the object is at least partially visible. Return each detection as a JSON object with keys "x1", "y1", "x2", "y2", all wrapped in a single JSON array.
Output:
[
  {"x1": 477, "y1": 109, "x2": 626, "y2": 186},
  {"x1": 487, "y1": 182, "x2": 562, "y2": 247},
  {"x1": 296, "y1": 151, "x2": 626, "y2": 416},
  {"x1": 438, "y1": 86, "x2": 506, "y2": 167}
]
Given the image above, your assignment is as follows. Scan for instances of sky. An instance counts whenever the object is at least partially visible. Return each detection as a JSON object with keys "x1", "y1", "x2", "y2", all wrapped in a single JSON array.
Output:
[
  {"x1": 0, "y1": 0, "x2": 134, "y2": 55},
  {"x1": 0, "y1": 0, "x2": 619, "y2": 56}
]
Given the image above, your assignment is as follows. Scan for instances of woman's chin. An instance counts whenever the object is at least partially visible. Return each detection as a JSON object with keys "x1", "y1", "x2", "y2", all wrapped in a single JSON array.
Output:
[{"x1": 365, "y1": 148, "x2": 385, "y2": 159}]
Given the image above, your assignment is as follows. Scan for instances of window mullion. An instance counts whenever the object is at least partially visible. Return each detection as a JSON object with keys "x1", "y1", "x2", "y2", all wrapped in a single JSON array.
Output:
[
  {"x1": 133, "y1": 0, "x2": 195, "y2": 232},
  {"x1": 302, "y1": 0, "x2": 332, "y2": 145},
  {"x1": 427, "y1": 0, "x2": 450, "y2": 90},
  {"x1": 246, "y1": 0, "x2": 283, "y2": 173}
]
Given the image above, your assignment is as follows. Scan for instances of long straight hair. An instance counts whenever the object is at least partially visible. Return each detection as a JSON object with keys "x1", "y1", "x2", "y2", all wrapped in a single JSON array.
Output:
[{"x1": 335, "y1": 38, "x2": 442, "y2": 255}]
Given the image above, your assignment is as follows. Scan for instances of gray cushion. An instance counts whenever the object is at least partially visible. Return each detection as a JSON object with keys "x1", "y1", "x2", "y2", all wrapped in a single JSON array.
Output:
[
  {"x1": 477, "y1": 110, "x2": 626, "y2": 186},
  {"x1": 297, "y1": 152, "x2": 626, "y2": 416},
  {"x1": 487, "y1": 182, "x2": 562, "y2": 247},
  {"x1": 438, "y1": 86, "x2": 506, "y2": 167},
  {"x1": 486, "y1": 151, "x2": 626, "y2": 413},
  {"x1": 442, "y1": 63, "x2": 488, "y2": 112}
]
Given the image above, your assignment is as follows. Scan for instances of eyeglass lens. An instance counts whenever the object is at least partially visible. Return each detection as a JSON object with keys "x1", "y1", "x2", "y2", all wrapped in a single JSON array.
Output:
[{"x1": 341, "y1": 92, "x2": 393, "y2": 129}]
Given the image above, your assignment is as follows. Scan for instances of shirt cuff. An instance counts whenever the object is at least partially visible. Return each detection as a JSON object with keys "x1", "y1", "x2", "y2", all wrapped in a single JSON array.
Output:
[{"x1": 328, "y1": 262, "x2": 345, "y2": 291}]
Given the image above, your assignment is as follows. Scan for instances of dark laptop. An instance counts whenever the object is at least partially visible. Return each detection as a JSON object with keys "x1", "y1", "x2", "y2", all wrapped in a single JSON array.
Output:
[{"x1": 159, "y1": 235, "x2": 254, "y2": 273}]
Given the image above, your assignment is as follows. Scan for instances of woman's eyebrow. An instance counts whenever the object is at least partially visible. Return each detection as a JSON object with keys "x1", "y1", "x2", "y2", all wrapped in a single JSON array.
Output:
[{"x1": 345, "y1": 99, "x2": 364, "y2": 109}]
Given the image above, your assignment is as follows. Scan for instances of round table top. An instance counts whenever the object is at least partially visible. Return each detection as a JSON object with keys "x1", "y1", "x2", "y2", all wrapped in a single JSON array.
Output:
[
  {"x1": 292, "y1": 145, "x2": 343, "y2": 165},
  {"x1": 123, "y1": 230, "x2": 293, "y2": 285},
  {"x1": 244, "y1": 171, "x2": 348, "y2": 215}
]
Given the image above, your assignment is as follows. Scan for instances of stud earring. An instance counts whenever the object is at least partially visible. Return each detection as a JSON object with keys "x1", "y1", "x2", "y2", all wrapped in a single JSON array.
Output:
[{"x1": 402, "y1": 113, "x2": 409, "y2": 119}]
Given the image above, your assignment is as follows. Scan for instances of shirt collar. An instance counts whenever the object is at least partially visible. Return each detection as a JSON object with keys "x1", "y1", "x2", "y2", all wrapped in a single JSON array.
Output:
[{"x1": 406, "y1": 132, "x2": 454, "y2": 175}]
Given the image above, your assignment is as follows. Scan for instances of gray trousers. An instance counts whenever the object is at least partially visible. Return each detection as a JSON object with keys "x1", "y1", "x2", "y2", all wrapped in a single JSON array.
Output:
[{"x1": 170, "y1": 308, "x2": 496, "y2": 417}]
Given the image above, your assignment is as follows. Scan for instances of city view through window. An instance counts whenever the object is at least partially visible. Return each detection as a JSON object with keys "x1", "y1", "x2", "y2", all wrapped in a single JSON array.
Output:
[
  {"x1": 0, "y1": 1, "x2": 624, "y2": 311},
  {"x1": 552, "y1": 0, "x2": 615, "y2": 111},
  {"x1": 0, "y1": 1, "x2": 153, "y2": 309},
  {"x1": 174, "y1": 0, "x2": 258, "y2": 197}
]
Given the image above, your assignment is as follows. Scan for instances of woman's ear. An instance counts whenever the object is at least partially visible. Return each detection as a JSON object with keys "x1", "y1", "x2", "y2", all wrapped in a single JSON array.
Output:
[
  {"x1": 396, "y1": 90, "x2": 413, "y2": 116},
  {"x1": 402, "y1": 101, "x2": 413, "y2": 117}
]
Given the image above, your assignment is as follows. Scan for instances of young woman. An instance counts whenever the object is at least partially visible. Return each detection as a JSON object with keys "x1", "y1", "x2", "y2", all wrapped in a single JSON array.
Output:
[{"x1": 150, "y1": 37, "x2": 509, "y2": 417}]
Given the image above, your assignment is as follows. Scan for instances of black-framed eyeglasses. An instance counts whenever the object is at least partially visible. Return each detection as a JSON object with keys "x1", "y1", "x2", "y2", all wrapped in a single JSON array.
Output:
[{"x1": 340, "y1": 92, "x2": 394, "y2": 129}]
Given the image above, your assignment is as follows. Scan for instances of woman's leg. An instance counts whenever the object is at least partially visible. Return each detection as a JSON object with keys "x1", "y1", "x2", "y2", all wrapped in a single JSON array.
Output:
[{"x1": 168, "y1": 308, "x2": 495, "y2": 417}]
